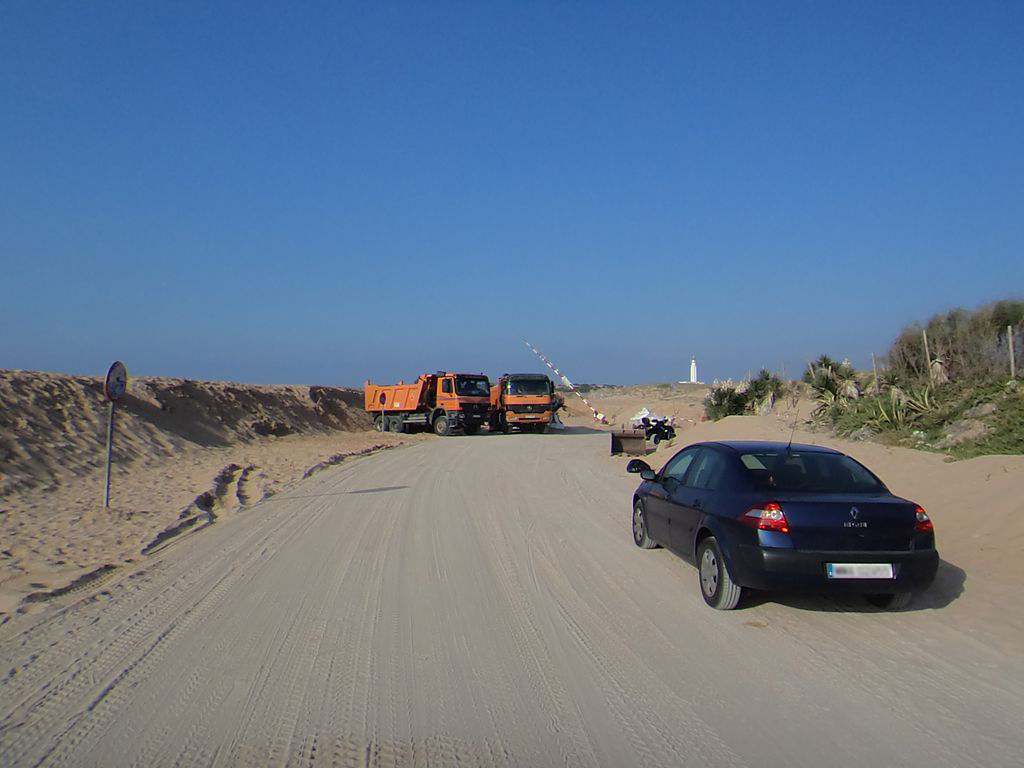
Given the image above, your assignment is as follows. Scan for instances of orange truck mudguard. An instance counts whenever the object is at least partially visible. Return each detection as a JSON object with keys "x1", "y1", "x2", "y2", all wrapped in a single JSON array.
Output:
[
  {"x1": 489, "y1": 373, "x2": 555, "y2": 434},
  {"x1": 364, "y1": 372, "x2": 491, "y2": 436}
]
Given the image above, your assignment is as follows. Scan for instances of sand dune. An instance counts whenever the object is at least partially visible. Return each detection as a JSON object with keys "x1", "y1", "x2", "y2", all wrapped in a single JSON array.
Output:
[
  {"x1": 1, "y1": 371, "x2": 370, "y2": 497},
  {"x1": 561, "y1": 382, "x2": 710, "y2": 427},
  {"x1": 0, "y1": 371, "x2": 424, "y2": 616}
]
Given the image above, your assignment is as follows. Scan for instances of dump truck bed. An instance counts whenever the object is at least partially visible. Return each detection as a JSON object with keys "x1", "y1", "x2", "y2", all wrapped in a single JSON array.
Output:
[{"x1": 364, "y1": 377, "x2": 430, "y2": 414}]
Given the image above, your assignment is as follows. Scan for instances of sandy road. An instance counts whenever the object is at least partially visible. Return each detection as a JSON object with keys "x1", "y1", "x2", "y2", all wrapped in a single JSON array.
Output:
[{"x1": 1, "y1": 428, "x2": 1021, "y2": 767}]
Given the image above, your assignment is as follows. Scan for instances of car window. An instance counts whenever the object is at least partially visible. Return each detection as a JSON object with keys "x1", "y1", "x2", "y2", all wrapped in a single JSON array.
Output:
[
  {"x1": 685, "y1": 448, "x2": 730, "y2": 490},
  {"x1": 740, "y1": 451, "x2": 885, "y2": 493},
  {"x1": 661, "y1": 448, "x2": 698, "y2": 484}
]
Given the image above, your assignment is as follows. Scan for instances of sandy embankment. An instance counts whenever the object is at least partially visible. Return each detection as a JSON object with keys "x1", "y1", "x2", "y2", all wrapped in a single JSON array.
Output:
[
  {"x1": 0, "y1": 371, "x2": 426, "y2": 616},
  {"x1": 561, "y1": 382, "x2": 711, "y2": 427}
]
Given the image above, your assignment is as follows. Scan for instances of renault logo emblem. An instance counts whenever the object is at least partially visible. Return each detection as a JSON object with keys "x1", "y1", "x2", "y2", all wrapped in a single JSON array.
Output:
[{"x1": 850, "y1": 506, "x2": 860, "y2": 520}]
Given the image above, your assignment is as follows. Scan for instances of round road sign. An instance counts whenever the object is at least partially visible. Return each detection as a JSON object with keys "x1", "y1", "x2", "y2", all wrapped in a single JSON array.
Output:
[{"x1": 104, "y1": 361, "x2": 128, "y2": 401}]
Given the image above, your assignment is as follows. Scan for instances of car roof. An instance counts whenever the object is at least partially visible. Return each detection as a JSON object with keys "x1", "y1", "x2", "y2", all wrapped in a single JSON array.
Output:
[{"x1": 693, "y1": 440, "x2": 843, "y2": 456}]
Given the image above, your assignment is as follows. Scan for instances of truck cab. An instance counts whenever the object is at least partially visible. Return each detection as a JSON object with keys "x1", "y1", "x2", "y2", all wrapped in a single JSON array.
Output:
[
  {"x1": 490, "y1": 373, "x2": 555, "y2": 433},
  {"x1": 432, "y1": 372, "x2": 491, "y2": 434}
]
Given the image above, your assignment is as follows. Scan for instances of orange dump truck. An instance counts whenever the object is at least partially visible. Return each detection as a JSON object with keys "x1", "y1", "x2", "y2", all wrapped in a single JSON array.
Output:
[
  {"x1": 489, "y1": 373, "x2": 555, "y2": 433},
  {"x1": 364, "y1": 372, "x2": 491, "y2": 436}
]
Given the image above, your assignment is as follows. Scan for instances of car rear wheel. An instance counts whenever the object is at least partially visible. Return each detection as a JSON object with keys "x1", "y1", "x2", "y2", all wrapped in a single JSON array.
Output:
[
  {"x1": 866, "y1": 592, "x2": 912, "y2": 610},
  {"x1": 697, "y1": 537, "x2": 742, "y2": 610},
  {"x1": 632, "y1": 500, "x2": 657, "y2": 549}
]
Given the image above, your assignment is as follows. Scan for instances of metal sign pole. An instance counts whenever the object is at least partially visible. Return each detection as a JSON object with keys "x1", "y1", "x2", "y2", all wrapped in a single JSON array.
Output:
[
  {"x1": 102, "y1": 360, "x2": 128, "y2": 509},
  {"x1": 104, "y1": 400, "x2": 115, "y2": 508}
]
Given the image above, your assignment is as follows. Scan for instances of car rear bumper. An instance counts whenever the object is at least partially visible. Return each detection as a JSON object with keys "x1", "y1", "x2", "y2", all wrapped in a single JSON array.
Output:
[{"x1": 733, "y1": 545, "x2": 939, "y2": 593}]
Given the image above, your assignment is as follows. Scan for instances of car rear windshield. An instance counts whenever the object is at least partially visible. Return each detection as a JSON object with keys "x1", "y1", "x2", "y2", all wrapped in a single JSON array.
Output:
[
  {"x1": 455, "y1": 376, "x2": 490, "y2": 397},
  {"x1": 739, "y1": 451, "x2": 885, "y2": 493}
]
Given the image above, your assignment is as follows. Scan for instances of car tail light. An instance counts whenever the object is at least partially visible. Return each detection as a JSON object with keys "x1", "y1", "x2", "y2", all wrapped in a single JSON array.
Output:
[
  {"x1": 914, "y1": 505, "x2": 934, "y2": 533},
  {"x1": 740, "y1": 502, "x2": 789, "y2": 534}
]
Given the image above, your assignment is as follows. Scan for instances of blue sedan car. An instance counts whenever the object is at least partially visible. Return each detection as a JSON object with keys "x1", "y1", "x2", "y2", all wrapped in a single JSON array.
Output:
[{"x1": 627, "y1": 441, "x2": 938, "y2": 610}]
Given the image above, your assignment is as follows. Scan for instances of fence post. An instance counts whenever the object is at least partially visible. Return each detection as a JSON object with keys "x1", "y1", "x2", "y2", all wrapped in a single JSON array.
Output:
[
  {"x1": 921, "y1": 329, "x2": 934, "y2": 382},
  {"x1": 1010, "y1": 324, "x2": 1017, "y2": 379},
  {"x1": 871, "y1": 353, "x2": 879, "y2": 393}
]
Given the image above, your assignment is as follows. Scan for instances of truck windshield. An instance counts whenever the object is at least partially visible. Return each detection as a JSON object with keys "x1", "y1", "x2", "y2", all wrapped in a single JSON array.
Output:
[
  {"x1": 455, "y1": 376, "x2": 490, "y2": 397},
  {"x1": 508, "y1": 379, "x2": 550, "y2": 396}
]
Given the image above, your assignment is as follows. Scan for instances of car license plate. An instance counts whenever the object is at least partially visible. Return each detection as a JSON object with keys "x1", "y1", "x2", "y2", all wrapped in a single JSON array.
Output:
[{"x1": 826, "y1": 563, "x2": 894, "y2": 579}]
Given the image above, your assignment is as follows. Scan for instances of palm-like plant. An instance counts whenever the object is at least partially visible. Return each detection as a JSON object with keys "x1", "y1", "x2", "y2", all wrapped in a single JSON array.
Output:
[
  {"x1": 747, "y1": 369, "x2": 785, "y2": 415},
  {"x1": 833, "y1": 359, "x2": 861, "y2": 400},
  {"x1": 806, "y1": 355, "x2": 859, "y2": 421},
  {"x1": 704, "y1": 386, "x2": 748, "y2": 421}
]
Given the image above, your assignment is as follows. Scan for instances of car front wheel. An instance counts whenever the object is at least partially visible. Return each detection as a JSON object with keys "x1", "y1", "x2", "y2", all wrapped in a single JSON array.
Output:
[
  {"x1": 696, "y1": 537, "x2": 742, "y2": 610},
  {"x1": 632, "y1": 500, "x2": 657, "y2": 549}
]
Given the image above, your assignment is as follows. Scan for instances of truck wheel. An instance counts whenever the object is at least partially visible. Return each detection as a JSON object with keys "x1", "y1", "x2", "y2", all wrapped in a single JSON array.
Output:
[
  {"x1": 389, "y1": 416, "x2": 404, "y2": 434},
  {"x1": 373, "y1": 415, "x2": 386, "y2": 432},
  {"x1": 433, "y1": 414, "x2": 451, "y2": 436}
]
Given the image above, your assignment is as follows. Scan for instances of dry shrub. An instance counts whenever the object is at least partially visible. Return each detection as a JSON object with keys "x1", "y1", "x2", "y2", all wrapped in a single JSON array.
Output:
[{"x1": 887, "y1": 299, "x2": 1024, "y2": 383}]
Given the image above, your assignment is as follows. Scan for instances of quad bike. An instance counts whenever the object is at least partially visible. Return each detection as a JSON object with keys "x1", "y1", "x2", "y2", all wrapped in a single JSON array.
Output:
[{"x1": 640, "y1": 417, "x2": 676, "y2": 445}]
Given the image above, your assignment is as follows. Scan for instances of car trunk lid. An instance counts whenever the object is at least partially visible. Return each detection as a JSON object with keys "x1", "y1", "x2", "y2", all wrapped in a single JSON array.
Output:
[{"x1": 773, "y1": 494, "x2": 917, "y2": 551}]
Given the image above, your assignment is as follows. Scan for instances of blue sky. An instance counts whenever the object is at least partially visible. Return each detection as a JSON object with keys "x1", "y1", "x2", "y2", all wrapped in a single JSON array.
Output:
[{"x1": 2, "y1": 1, "x2": 1022, "y2": 387}]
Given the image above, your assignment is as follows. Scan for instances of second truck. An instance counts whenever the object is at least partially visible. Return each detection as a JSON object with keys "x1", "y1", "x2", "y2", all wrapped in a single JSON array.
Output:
[{"x1": 489, "y1": 373, "x2": 556, "y2": 433}]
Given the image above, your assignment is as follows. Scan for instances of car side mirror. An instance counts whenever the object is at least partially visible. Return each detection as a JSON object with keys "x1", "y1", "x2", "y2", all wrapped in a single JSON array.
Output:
[
  {"x1": 639, "y1": 469, "x2": 656, "y2": 481},
  {"x1": 626, "y1": 459, "x2": 652, "y2": 474}
]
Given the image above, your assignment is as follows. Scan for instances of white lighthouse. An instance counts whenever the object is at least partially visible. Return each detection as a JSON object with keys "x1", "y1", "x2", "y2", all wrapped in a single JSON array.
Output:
[{"x1": 689, "y1": 357, "x2": 697, "y2": 384}]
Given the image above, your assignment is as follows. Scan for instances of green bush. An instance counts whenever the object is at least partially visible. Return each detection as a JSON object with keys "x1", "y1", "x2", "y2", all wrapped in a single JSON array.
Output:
[
  {"x1": 704, "y1": 370, "x2": 786, "y2": 420},
  {"x1": 830, "y1": 377, "x2": 1023, "y2": 456},
  {"x1": 804, "y1": 355, "x2": 861, "y2": 422},
  {"x1": 748, "y1": 369, "x2": 785, "y2": 402},
  {"x1": 704, "y1": 386, "x2": 748, "y2": 421}
]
